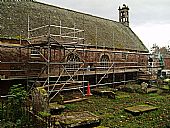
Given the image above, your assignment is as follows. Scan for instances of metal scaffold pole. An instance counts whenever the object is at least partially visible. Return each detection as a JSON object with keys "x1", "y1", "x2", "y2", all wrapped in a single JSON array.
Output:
[{"x1": 47, "y1": 16, "x2": 51, "y2": 100}]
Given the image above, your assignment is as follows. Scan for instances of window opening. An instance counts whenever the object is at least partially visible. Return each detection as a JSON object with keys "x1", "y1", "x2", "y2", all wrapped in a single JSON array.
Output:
[
  {"x1": 100, "y1": 54, "x2": 110, "y2": 69},
  {"x1": 66, "y1": 53, "x2": 80, "y2": 71}
]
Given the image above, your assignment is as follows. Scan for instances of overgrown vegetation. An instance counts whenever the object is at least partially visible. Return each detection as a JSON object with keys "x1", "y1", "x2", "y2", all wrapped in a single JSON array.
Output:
[
  {"x1": 0, "y1": 84, "x2": 29, "y2": 128},
  {"x1": 1, "y1": 83, "x2": 170, "y2": 128},
  {"x1": 64, "y1": 90, "x2": 170, "y2": 128}
]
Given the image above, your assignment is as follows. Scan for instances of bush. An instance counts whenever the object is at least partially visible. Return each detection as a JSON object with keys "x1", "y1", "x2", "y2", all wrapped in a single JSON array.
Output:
[{"x1": 0, "y1": 84, "x2": 29, "y2": 127}]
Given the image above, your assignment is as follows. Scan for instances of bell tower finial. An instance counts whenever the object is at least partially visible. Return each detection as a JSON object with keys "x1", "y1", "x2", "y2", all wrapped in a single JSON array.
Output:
[{"x1": 118, "y1": 4, "x2": 129, "y2": 27}]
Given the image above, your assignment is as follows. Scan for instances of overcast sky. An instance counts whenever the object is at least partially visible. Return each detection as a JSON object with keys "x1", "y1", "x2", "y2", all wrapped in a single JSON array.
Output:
[{"x1": 38, "y1": 0, "x2": 170, "y2": 50}]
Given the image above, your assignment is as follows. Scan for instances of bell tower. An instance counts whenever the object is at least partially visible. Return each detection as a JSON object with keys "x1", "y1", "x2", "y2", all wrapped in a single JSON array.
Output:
[{"x1": 118, "y1": 4, "x2": 129, "y2": 27}]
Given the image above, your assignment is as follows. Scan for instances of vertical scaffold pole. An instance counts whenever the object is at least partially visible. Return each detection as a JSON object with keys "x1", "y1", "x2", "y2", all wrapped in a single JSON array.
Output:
[
  {"x1": 112, "y1": 31, "x2": 115, "y2": 87},
  {"x1": 27, "y1": 15, "x2": 30, "y2": 39},
  {"x1": 27, "y1": 14, "x2": 30, "y2": 90},
  {"x1": 47, "y1": 15, "x2": 51, "y2": 101},
  {"x1": 95, "y1": 25, "x2": 98, "y2": 85}
]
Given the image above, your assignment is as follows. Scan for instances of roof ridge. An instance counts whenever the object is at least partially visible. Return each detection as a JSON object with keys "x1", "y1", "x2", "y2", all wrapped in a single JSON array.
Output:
[{"x1": 33, "y1": 1, "x2": 121, "y2": 24}]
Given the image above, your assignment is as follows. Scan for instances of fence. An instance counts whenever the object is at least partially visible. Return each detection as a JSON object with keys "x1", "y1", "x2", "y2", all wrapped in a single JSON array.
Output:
[{"x1": 0, "y1": 95, "x2": 59, "y2": 128}]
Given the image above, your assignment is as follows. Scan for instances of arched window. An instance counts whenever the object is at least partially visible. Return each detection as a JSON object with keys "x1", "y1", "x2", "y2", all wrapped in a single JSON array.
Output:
[
  {"x1": 66, "y1": 53, "x2": 80, "y2": 71},
  {"x1": 100, "y1": 54, "x2": 110, "y2": 69}
]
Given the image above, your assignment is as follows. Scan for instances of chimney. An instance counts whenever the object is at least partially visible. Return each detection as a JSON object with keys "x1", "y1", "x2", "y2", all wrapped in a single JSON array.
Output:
[{"x1": 118, "y1": 4, "x2": 129, "y2": 27}]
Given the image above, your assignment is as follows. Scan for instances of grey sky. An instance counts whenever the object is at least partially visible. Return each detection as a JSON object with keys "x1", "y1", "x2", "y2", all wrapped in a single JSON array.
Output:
[{"x1": 37, "y1": 0, "x2": 170, "y2": 49}]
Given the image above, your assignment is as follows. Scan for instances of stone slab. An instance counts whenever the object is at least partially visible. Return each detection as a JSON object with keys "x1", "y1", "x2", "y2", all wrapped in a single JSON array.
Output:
[
  {"x1": 125, "y1": 105, "x2": 158, "y2": 115},
  {"x1": 93, "y1": 89, "x2": 116, "y2": 99},
  {"x1": 56, "y1": 111, "x2": 101, "y2": 128},
  {"x1": 147, "y1": 88, "x2": 158, "y2": 93}
]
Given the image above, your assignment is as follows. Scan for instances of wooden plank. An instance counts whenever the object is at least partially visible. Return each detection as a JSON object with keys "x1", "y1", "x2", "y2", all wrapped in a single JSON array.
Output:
[{"x1": 63, "y1": 98, "x2": 88, "y2": 104}]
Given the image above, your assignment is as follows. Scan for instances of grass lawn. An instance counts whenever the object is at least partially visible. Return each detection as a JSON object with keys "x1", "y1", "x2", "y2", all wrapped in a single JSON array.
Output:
[{"x1": 64, "y1": 91, "x2": 170, "y2": 128}]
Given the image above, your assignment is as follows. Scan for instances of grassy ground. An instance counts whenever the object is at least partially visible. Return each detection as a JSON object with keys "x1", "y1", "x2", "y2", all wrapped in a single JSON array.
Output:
[{"x1": 64, "y1": 91, "x2": 170, "y2": 128}]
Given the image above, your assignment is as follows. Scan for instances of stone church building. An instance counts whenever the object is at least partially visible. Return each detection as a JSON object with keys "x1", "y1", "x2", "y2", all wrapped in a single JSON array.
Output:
[{"x1": 0, "y1": 1, "x2": 159, "y2": 95}]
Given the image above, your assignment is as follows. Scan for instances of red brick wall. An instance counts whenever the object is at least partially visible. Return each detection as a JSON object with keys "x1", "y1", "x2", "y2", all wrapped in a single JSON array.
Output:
[
  {"x1": 164, "y1": 57, "x2": 170, "y2": 69},
  {"x1": 0, "y1": 39, "x2": 149, "y2": 78}
]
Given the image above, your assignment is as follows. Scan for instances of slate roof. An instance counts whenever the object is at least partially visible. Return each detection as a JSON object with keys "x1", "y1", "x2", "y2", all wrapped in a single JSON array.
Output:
[{"x1": 0, "y1": 1, "x2": 148, "y2": 52}]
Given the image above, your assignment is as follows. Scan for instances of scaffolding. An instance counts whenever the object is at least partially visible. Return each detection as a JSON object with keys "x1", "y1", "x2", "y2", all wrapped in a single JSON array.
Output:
[
  {"x1": 0, "y1": 19, "x2": 161, "y2": 101},
  {"x1": 27, "y1": 19, "x2": 88, "y2": 100}
]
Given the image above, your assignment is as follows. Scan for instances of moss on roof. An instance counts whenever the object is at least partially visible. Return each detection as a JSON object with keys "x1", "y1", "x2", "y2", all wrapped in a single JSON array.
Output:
[{"x1": 0, "y1": 1, "x2": 148, "y2": 52}]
